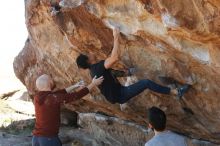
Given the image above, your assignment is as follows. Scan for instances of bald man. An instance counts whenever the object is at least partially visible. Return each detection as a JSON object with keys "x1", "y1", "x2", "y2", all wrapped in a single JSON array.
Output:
[{"x1": 32, "y1": 74, "x2": 103, "y2": 146}]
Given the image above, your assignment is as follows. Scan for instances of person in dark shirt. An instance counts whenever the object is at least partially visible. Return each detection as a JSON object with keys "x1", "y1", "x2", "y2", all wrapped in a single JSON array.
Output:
[
  {"x1": 32, "y1": 74, "x2": 103, "y2": 146},
  {"x1": 76, "y1": 28, "x2": 190, "y2": 104}
]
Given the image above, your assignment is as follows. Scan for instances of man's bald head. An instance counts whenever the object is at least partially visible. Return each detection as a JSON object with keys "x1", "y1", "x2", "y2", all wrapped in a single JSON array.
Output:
[{"x1": 36, "y1": 74, "x2": 54, "y2": 91}]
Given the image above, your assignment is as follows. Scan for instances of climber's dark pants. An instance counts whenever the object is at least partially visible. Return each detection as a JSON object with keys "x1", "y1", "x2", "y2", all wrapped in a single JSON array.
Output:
[
  {"x1": 118, "y1": 79, "x2": 171, "y2": 104},
  {"x1": 32, "y1": 136, "x2": 62, "y2": 146}
]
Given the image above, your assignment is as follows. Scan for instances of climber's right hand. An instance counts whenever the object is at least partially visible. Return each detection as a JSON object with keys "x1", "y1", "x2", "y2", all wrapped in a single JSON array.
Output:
[{"x1": 113, "y1": 27, "x2": 120, "y2": 38}]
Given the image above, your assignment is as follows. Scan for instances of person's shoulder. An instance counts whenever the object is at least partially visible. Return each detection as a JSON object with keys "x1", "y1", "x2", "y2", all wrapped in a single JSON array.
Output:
[
  {"x1": 168, "y1": 131, "x2": 185, "y2": 138},
  {"x1": 33, "y1": 93, "x2": 39, "y2": 101},
  {"x1": 145, "y1": 137, "x2": 157, "y2": 146},
  {"x1": 90, "y1": 60, "x2": 106, "y2": 70},
  {"x1": 144, "y1": 142, "x2": 149, "y2": 146},
  {"x1": 93, "y1": 60, "x2": 105, "y2": 66},
  {"x1": 34, "y1": 91, "x2": 51, "y2": 98},
  {"x1": 167, "y1": 131, "x2": 187, "y2": 145},
  {"x1": 33, "y1": 91, "x2": 52, "y2": 105},
  {"x1": 52, "y1": 89, "x2": 67, "y2": 94}
]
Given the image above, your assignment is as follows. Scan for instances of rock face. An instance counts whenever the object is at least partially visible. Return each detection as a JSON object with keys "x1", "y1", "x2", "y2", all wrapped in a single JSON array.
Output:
[
  {"x1": 78, "y1": 113, "x2": 219, "y2": 146},
  {"x1": 14, "y1": 0, "x2": 220, "y2": 145},
  {"x1": 79, "y1": 113, "x2": 151, "y2": 146}
]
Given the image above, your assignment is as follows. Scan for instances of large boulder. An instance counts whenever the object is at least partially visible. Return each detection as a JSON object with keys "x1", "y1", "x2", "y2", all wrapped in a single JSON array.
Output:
[{"x1": 14, "y1": 0, "x2": 220, "y2": 144}]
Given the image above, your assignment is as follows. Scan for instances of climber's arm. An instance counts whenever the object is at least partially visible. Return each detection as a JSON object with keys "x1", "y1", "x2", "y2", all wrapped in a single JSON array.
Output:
[{"x1": 104, "y1": 28, "x2": 120, "y2": 69}]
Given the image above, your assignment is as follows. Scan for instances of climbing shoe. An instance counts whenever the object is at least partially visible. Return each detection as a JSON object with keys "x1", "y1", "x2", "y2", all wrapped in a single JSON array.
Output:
[
  {"x1": 177, "y1": 84, "x2": 191, "y2": 99},
  {"x1": 51, "y1": 7, "x2": 59, "y2": 16}
]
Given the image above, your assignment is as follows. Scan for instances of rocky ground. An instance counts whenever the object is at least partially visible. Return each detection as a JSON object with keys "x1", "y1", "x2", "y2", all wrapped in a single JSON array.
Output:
[
  {"x1": 0, "y1": 95, "x2": 219, "y2": 146},
  {"x1": 0, "y1": 94, "x2": 93, "y2": 146},
  {"x1": 0, "y1": 96, "x2": 34, "y2": 146}
]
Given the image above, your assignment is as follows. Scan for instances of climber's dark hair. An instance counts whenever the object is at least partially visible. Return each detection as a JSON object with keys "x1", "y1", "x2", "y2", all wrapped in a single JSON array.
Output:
[
  {"x1": 76, "y1": 54, "x2": 90, "y2": 69},
  {"x1": 147, "y1": 106, "x2": 166, "y2": 131}
]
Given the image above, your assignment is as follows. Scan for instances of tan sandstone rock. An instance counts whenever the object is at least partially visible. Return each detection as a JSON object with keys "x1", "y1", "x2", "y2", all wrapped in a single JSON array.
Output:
[{"x1": 13, "y1": 0, "x2": 220, "y2": 144}]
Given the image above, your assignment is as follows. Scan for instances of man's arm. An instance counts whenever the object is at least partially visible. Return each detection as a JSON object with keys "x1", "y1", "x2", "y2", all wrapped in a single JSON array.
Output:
[
  {"x1": 65, "y1": 81, "x2": 85, "y2": 93},
  {"x1": 104, "y1": 28, "x2": 120, "y2": 69},
  {"x1": 58, "y1": 87, "x2": 90, "y2": 104},
  {"x1": 59, "y1": 76, "x2": 104, "y2": 103}
]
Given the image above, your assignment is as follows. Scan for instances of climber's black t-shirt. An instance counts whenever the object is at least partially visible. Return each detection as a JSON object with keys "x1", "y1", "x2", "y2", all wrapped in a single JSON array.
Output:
[{"x1": 89, "y1": 60, "x2": 122, "y2": 103}]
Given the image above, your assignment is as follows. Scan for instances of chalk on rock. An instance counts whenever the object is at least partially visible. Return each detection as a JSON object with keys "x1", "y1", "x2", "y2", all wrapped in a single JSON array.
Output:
[
  {"x1": 59, "y1": 0, "x2": 86, "y2": 8},
  {"x1": 103, "y1": 19, "x2": 122, "y2": 30},
  {"x1": 161, "y1": 9, "x2": 179, "y2": 28},
  {"x1": 103, "y1": 19, "x2": 138, "y2": 35}
]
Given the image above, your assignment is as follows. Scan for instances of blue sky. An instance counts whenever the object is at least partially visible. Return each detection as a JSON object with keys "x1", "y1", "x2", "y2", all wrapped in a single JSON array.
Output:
[{"x1": 0, "y1": 1, "x2": 27, "y2": 93}]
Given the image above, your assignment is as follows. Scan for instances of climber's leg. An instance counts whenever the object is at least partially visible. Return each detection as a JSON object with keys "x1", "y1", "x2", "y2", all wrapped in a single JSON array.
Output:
[{"x1": 118, "y1": 79, "x2": 171, "y2": 104}]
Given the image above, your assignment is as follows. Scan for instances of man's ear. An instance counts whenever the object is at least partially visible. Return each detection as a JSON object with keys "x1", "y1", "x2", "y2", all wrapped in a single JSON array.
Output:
[{"x1": 148, "y1": 123, "x2": 153, "y2": 129}]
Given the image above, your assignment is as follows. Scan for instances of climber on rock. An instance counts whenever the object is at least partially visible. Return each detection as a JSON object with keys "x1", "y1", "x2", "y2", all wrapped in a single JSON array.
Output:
[
  {"x1": 32, "y1": 74, "x2": 103, "y2": 146},
  {"x1": 145, "y1": 107, "x2": 188, "y2": 146},
  {"x1": 76, "y1": 28, "x2": 190, "y2": 104}
]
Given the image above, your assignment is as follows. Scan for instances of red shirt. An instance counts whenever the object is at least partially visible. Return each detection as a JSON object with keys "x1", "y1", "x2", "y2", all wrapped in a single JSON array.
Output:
[{"x1": 33, "y1": 88, "x2": 89, "y2": 137}]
